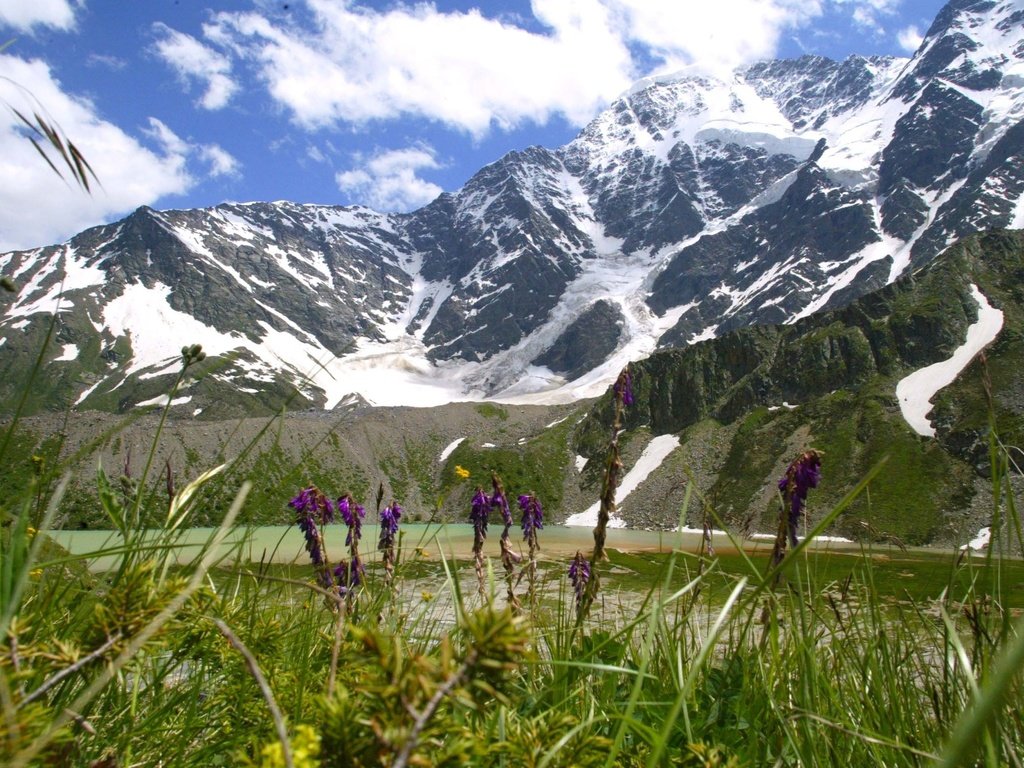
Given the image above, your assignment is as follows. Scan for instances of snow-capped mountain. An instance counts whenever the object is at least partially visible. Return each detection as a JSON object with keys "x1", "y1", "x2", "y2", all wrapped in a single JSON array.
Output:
[{"x1": 1, "y1": 0, "x2": 1023, "y2": 416}]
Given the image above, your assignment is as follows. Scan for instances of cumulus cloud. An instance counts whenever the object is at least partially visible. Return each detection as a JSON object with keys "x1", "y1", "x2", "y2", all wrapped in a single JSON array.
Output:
[
  {"x1": 604, "y1": 0, "x2": 823, "y2": 75},
  {"x1": 336, "y1": 146, "x2": 444, "y2": 212},
  {"x1": 143, "y1": 119, "x2": 241, "y2": 178},
  {"x1": 206, "y1": 0, "x2": 821, "y2": 137},
  {"x1": 898, "y1": 24, "x2": 924, "y2": 53},
  {"x1": 0, "y1": 0, "x2": 77, "y2": 32},
  {"x1": 153, "y1": 23, "x2": 238, "y2": 110},
  {"x1": 0, "y1": 56, "x2": 199, "y2": 251},
  {"x1": 832, "y1": 0, "x2": 901, "y2": 35},
  {"x1": 208, "y1": 2, "x2": 629, "y2": 135},
  {"x1": 199, "y1": 144, "x2": 241, "y2": 178}
]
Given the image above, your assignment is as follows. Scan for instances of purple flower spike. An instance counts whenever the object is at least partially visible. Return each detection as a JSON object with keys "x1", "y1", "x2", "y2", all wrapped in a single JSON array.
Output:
[
  {"x1": 290, "y1": 486, "x2": 334, "y2": 570},
  {"x1": 289, "y1": 486, "x2": 334, "y2": 525},
  {"x1": 287, "y1": 488, "x2": 310, "y2": 512},
  {"x1": 518, "y1": 493, "x2": 543, "y2": 539},
  {"x1": 379, "y1": 502, "x2": 402, "y2": 549},
  {"x1": 492, "y1": 492, "x2": 513, "y2": 527},
  {"x1": 568, "y1": 550, "x2": 590, "y2": 606},
  {"x1": 614, "y1": 366, "x2": 634, "y2": 407},
  {"x1": 778, "y1": 450, "x2": 822, "y2": 547},
  {"x1": 333, "y1": 557, "x2": 363, "y2": 595},
  {"x1": 380, "y1": 502, "x2": 401, "y2": 536},
  {"x1": 338, "y1": 494, "x2": 365, "y2": 545},
  {"x1": 470, "y1": 488, "x2": 490, "y2": 539}
]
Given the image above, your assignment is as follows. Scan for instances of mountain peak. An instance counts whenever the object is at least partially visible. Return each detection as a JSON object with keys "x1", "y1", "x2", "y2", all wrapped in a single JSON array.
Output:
[
  {"x1": 892, "y1": 0, "x2": 1023, "y2": 101},
  {"x1": 1, "y1": 0, "x2": 1023, "y2": 415}
]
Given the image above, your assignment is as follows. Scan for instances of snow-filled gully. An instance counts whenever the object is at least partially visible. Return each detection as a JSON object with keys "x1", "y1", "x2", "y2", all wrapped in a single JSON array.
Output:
[{"x1": 896, "y1": 284, "x2": 1003, "y2": 437}]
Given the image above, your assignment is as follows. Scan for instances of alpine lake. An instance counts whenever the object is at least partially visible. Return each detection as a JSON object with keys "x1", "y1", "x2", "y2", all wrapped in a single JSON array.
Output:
[{"x1": 49, "y1": 524, "x2": 1024, "y2": 611}]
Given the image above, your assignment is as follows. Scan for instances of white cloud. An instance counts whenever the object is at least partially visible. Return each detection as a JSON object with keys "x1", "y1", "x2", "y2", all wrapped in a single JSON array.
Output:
[
  {"x1": 86, "y1": 53, "x2": 128, "y2": 71},
  {"x1": 199, "y1": 144, "x2": 241, "y2": 177},
  {"x1": 153, "y1": 23, "x2": 238, "y2": 110},
  {"x1": 0, "y1": 56, "x2": 194, "y2": 251},
  {"x1": 207, "y1": 0, "x2": 821, "y2": 137},
  {"x1": 605, "y1": 0, "x2": 823, "y2": 76},
  {"x1": 832, "y1": 0, "x2": 901, "y2": 35},
  {"x1": 142, "y1": 117, "x2": 191, "y2": 157},
  {"x1": 307, "y1": 145, "x2": 328, "y2": 164},
  {"x1": 144, "y1": 118, "x2": 241, "y2": 178},
  {"x1": 336, "y1": 146, "x2": 444, "y2": 212},
  {"x1": 897, "y1": 24, "x2": 923, "y2": 53},
  {"x1": 210, "y1": 2, "x2": 630, "y2": 135},
  {"x1": 0, "y1": 0, "x2": 77, "y2": 32}
]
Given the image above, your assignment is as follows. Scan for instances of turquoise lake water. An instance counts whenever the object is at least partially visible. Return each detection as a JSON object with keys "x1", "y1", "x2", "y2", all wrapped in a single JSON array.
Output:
[{"x1": 47, "y1": 523, "x2": 855, "y2": 571}]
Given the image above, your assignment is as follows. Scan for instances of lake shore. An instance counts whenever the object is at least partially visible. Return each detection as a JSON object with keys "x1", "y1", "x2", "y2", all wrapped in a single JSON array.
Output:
[{"x1": 49, "y1": 522, "x2": 908, "y2": 571}]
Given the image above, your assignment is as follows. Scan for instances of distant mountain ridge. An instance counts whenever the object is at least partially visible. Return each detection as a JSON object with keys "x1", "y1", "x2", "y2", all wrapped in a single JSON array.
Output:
[{"x1": 1, "y1": 0, "x2": 1023, "y2": 416}]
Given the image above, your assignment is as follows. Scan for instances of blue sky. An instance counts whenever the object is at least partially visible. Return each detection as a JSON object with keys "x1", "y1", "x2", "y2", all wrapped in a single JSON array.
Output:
[{"x1": 0, "y1": 0, "x2": 945, "y2": 252}]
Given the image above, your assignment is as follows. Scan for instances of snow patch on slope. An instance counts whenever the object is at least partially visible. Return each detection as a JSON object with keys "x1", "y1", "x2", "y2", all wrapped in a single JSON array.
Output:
[
  {"x1": 4, "y1": 246, "x2": 106, "y2": 320},
  {"x1": 960, "y1": 526, "x2": 991, "y2": 552},
  {"x1": 54, "y1": 343, "x2": 79, "y2": 362},
  {"x1": 438, "y1": 438, "x2": 465, "y2": 463},
  {"x1": 565, "y1": 434, "x2": 680, "y2": 527},
  {"x1": 136, "y1": 394, "x2": 193, "y2": 408},
  {"x1": 896, "y1": 284, "x2": 1003, "y2": 437}
]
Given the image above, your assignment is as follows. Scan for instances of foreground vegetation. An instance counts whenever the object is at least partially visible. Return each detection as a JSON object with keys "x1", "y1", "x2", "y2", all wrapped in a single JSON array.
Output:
[{"x1": 0, "y1": 353, "x2": 1022, "y2": 767}]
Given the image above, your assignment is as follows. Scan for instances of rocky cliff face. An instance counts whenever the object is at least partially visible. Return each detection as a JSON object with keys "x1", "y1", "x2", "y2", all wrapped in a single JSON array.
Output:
[{"x1": 1, "y1": 0, "x2": 1023, "y2": 415}]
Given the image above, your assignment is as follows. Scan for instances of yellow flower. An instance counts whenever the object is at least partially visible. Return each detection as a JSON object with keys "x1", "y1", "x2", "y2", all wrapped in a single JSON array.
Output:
[
  {"x1": 421, "y1": 590, "x2": 435, "y2": 602},
  {"x1": 455, "y1": 465, "x2": 470, "y2": 479}
]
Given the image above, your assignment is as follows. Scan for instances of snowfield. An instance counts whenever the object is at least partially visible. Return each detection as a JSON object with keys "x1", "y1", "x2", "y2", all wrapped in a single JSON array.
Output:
[
  {"x1": 565, "y1": 434, "x2": 680, "y2": 527},
  {"x1": 896, "y1": 285, "x2": 1003, "y2": 437}
]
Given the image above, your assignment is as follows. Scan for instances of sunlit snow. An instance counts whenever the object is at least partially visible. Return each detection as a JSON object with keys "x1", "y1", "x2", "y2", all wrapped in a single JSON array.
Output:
[
  {"x1": 1012, "y1": 196, "x2": 1024, "y2": 229},
  {"x1": 135, "y1": 394, "x2": 193, "y2": 408},
  {"x1": 4, "y1": 245, "x2": 106, "y2": 320},
  {"x1": 896, "y1": 285, "x2": 1003, "y2": 437},
  {"x1": 54, "y1": 343, "x2": 79, "y2": 361},
  {"x1": 749, "y1": 533, "x2": 853, "y2": 543},
  {"x1": 565, "y1": 434, "x2": 680, "y2": 527},
  {"x1": 438, "y1": 438, "x2": 465, "y2": 463},
  {"x1": 960, "y1": 526, "x2": 991, "y2": 552}
]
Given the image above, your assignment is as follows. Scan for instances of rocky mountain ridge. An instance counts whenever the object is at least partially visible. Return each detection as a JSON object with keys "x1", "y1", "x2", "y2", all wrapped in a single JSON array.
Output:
[{"x1": 0, "y1": 0, "x2": 1022, "y2": 417}]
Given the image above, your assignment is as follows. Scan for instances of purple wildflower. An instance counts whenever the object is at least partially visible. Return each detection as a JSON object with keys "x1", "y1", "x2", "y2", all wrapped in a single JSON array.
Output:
[
  {"x1": 778, "y1": 450, "x2": 822, "y2": 547},
  {"x1": 338, "y1": 494, "x2": 365, "y2": 546},
  {"x1": 298, "y1": 514, "x2": 324, "y2": 566},
  {"x1": 333, "y1": 557, "x2": 362, "y2": 596},
  {"x1": 613, "y1": 366, "x2": 634, "y2": 407},
  {"x1": 290, "y1": 486, "x2": 334, "y2": 568},
  {"x1": 491, "y1": 488, "x2": 513, "y2": 528},
  {"x1": 568, "y1": 550, "x2": 590, "y2": 607},
  {"x1": 518, "y1": 492, "x2": 543, "y2": 609},
  {"x1": 518, "y1": 493, "x2": 543, "y2": 539},
  {"x1": 289, "y1": 486, "x2": 334, "y2": 525},
  {"x1": 379, "y1": 501, "x2": 402, "y2": 585},
  {"x1": 470, "y1": 488, "x2": 490, "y2": 539},
  {"x1": 379, "y1": 502, "x2": 402, "y2": 550}
]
